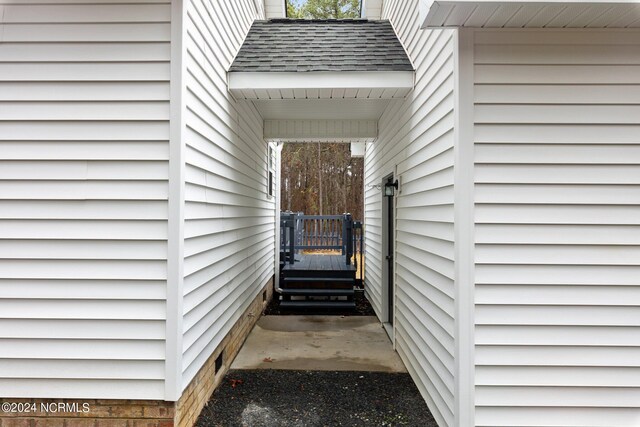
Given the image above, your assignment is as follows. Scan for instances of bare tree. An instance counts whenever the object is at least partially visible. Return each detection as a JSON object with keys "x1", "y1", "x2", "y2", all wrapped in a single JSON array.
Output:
[{"x1": 280, "y1": 143, "x2": 363, "y2": 220}]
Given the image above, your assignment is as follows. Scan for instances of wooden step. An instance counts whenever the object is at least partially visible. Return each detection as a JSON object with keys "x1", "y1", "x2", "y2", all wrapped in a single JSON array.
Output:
[
  {"x1": 283, "y1": 277, "x2": 354, "y2": 283},
  {"x1": 282, "y1": 269, "x2": 355, "y2": 279},
  {"x1": 279, "y1": 300, "x2": 356, "y2": 310},
  {"x1": 279, "y1": 288, "x2": 354, "y2": 296},
  {"x1": 282, "y1": 277, "x2": 354, "y2": 290}
]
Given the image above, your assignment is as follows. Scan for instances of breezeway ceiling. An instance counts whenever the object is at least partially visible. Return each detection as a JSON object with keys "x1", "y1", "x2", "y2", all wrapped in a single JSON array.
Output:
[
  {"x1": 254, "y1": 99, "x2": 390, "y2": 120},
  {"x1": 257, "y1": 98, "x2": 388, "y2": 142}
]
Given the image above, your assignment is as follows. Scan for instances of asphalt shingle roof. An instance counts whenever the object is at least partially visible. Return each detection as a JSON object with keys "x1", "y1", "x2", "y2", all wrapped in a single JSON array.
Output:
[{"x1": 229, "y1": 19, "x2": 414, "y2": 73}]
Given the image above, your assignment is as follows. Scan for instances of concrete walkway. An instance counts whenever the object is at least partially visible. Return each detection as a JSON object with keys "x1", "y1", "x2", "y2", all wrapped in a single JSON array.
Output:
[
  {"x1": 196, "y1": 315, "x2": 436, "y2": 426},
  {"x1": 231, "y1": 315, "x2": 406, "y2": 373}
]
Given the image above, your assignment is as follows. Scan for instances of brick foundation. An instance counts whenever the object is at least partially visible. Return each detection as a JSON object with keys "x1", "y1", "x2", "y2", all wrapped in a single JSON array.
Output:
[
  {"x1": 174, "y1": 277, "x2": 274, "y2": 427},
  {"x1": 0, "y1": 400, "x2": 175, "y2": 427},
  {"x1": 0, "y1": 278, "x2": 274, "y2": 427}
]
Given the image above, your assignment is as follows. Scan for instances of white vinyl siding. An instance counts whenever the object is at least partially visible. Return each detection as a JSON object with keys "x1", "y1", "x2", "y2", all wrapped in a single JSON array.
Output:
[
  {"x1": 367, "y1": 1, "x2": 457, "y2": 426},
  {"x1": 264, "y1": 0, "x2": 285, "y2": 18},
  {"x1": 0, "y1": 1, "x2": 171, "y2": 399},
  {"x1": 473, "y1": 29, "x2": 640, "y2": 427},
  {"x1": 363, "y1": 0, "x2": 383, "y2": 19},
  {"x1": 182, "y1": 0, "x2": 274, "y2": 389}
]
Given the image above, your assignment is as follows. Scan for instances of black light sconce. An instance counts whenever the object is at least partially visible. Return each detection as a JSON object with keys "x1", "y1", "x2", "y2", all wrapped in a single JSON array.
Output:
[{"x1": 384, "y1": 179, "x2": 398, "y2": 197}]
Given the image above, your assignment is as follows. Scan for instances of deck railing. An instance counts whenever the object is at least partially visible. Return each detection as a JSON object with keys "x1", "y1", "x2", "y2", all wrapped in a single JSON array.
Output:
[{"x1": 280, "y1": 212, "x2": 364, "y2": 286}]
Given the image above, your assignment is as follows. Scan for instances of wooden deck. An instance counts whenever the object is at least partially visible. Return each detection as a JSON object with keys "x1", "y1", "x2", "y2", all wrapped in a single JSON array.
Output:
[{"x1": 283, "y1": 255, "x2": 356, "y2": 272}]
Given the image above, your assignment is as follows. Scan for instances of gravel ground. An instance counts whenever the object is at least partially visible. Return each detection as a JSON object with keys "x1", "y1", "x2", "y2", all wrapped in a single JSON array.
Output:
[
  {"x1": 196, "y1": 370, "x2": 437, "y2": 427},
  {"x1": 264, "y1": 291, "x2": 376, "y2": 316}
]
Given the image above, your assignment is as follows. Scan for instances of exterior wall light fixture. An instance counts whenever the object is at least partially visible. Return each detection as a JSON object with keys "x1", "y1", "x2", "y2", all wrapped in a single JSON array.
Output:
[{"x1": 384, "y1": 179, "x2": 398, "y2": 197}]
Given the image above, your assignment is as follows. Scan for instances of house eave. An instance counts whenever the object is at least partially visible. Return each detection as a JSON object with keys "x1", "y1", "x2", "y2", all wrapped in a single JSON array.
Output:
[
  {"x1": 263, "y1": 119, "x2": 378, "y2": 143},
  {"x1": 227, "y1": 71, "x2": 415, "y2": 100},
  {"x1": 420, "y1": 0, "x2": 640, "y2": 28}
]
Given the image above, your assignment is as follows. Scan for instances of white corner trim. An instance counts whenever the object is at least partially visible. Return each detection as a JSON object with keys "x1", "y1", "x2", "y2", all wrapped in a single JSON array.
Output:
[
  {"x1": 351, "y1": 142, "x2": 366, "y2": 157},
  {"x1": 274, "y1": 141, "x2": 284, "y2": 292},
  {"x1": 453, "y1": 28, "x2": 475, "y2": 427},
  {"x1": 420, "y1": 0, "x2": 436, "y2": 29},
  {"x1": 228, "y1": 71, "x2": 415, "y2": 91},
  {"x1": 165, "y1": 0, "x2": 186, "y2": 402}
]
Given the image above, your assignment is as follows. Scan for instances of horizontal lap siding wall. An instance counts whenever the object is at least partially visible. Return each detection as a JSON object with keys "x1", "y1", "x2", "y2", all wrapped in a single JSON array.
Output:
[
  {"x1": 0, "y1": 1, "x2": 171, "y2": 399},
  {"x1": 367, "y1": 1, "x2": 456, "y2": 425},
  {"x1": 182, "y1": 0, "x2": 274, "y2": 388},
  {"x1": 473, "y1": 29, "x2": 640, "y2": 427}
]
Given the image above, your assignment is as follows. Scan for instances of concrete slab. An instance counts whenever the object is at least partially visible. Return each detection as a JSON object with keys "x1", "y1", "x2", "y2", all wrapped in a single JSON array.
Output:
[{"x1": 231, "y1": 315, "x2": 407, "y2": 373}]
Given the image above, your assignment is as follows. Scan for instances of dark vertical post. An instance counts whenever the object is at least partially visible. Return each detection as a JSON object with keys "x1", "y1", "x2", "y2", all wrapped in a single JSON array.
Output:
[
  {"x1": 289, "y1": 212, "x2": 295, "y2": 265},
  {"x1": 362, "y1": 225, "x2": 364, "y2": 284},
  {"x1": 296, "y1": 212, "x2": 302, "y2": 255},
  {"x1": 341, "y1": 215, "x2": 346, "y2": 256},
  {"x1": 345, "y1": 213, "x2": 353, "y2": 265},
  {"x1": 353, "y1": 223, "x2": 358, "y2": 271},
  {"x1": 360, "y1": 227, "x2": 364, "y2": 284},
  {"x1": 353, "y1": 220, "x2": 363, "y2": 286}
]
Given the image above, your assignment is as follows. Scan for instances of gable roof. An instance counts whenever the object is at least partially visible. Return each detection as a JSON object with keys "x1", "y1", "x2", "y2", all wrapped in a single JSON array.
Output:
[{"x1": 229, "y1": 19, "x2": 414, "y2": 73}]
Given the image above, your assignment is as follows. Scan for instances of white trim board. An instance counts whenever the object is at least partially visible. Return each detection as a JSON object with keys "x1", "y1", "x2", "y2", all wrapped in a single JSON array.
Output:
[
  {"x1": 453, "y1": 27, "x2": 476, "y2": 427},
  {"x1": 228, "y1": 71, "x2": 415, "y2": 100},
  {"x1": 264, "y1": 119, "x2": 377, "y2": 141},
  {"x1": 165, "y1": 0, "x2": 187, "y2": 402},
  {"x1": 255, "y1": 99, "x2": 391, "y2": 121},
  {"x1": 420, "y1": 0, "x2": 640, "y2": 28},
  {"x1": 362, "y1": 0, "x2": 383, "y2": 19},
  {"x1": 264, "y1": 0, "x2": 285, "y2": 18}
]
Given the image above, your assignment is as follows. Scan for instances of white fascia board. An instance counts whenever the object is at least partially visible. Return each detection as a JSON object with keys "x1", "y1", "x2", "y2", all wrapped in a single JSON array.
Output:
[
  {"x1": 420, "y1": 0, "x2": 640, "y2": 28},
  {"x1": 264, "y1": 119, "x2": 378, "y2": 140},
  {"x1": 228, "y1": 71, "x2": 415, "y2": 91},
  {"x1": 268, "y1": 137, "x2": 376, "y2": 143}
]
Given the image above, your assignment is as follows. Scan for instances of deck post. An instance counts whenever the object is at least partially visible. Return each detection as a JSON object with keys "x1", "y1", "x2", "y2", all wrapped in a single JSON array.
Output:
[
  {"x1": 341, "y1": 215, "x2": 346, "y2": 256},
  {"x1": 289, "y1": 212, "x2": 296, "y2": 264},
  {"x1": 353, "y1": 220, "x2": 362, "y2": 284},
  {"x1": 345, "y1": 213, "x2": 353, "y2": 265},
  {"x1": 295, "y1": 212, "x2": 303, "y2": 254}
]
